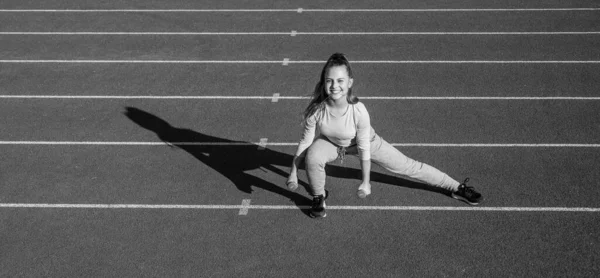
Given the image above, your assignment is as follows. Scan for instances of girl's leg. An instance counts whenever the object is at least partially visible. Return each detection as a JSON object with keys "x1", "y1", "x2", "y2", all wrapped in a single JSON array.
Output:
[
  {"x1": 370, "y1": 135, "x2": 460, "y2": 191},
  {"x1": 304, "y1": 137, "x2": 340, "y2": 196}
]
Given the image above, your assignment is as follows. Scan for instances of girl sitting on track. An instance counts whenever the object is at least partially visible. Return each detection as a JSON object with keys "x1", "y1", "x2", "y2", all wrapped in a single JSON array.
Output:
[{"x1": 286, "y1": 53, "x2": 482, "y2": 218}]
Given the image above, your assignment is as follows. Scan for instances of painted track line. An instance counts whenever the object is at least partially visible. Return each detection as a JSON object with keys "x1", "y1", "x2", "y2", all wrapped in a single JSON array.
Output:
[
  {"x1": 0, "y1": 60, "x2": 286, "y2": 64},
  {"x1": 1, "y1": 141, "x2": 599, "y2": 148},
  {"x1": 2, "y1": 95, "x2": 600, "y2": 100},
  {"x1": 0, "y1": 32, "x2": 291, "y2": 35},
  {"x1": 1, "y1": 8, "x2": 599, "y2": 12},
  {"x1": 0, "y1": 203, "x2": 599, "y2": 212},
  {"x1": 362, "y1": 96, "x2": 600, "y2": 100},
  {"x1": 0, "y1": 95, "x2": 294, "y2": 99},
  {"x1": 3, "y1": 32, "x2": 600, "y2": 35},
  {"x1": 1, "y1": 60, "x2": 600, "y2": 64}
]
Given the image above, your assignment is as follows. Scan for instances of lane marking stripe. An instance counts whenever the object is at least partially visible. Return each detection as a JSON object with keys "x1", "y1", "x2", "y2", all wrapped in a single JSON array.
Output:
[
  {"x1": 2, "y1": 32, "x2": 599, "y2": 35},
  {"x1": 0, "y1": 60, "x2": 286, "y2": 64},
  {"x1": 239, "y1": 199, "x2": 251, "y2": 215},
  {"x1": 1, "y1": 8, "x2": 599, "y2": 12},
  {"x1": 271, "y1": 93, "x2": 280, "y2": 102},
  {"x1": 1, "y1": 60, "x2": 599, "y2": 64},
  {"x1": 0, "y1": 203, "x2": 598, "y2": 212},
  {"x1": 2, "y1": 95, "x2": 600, "y2": 100},
  {"x1": 0, "y1": 141, "x2": 599, "y2": 147},
  {"x1": 258, "y1": 138, "x2": 268, "y2": 150}
]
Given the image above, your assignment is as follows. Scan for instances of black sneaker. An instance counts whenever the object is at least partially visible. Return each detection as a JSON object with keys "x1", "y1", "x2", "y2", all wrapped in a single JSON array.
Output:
[
  {"x1": 451, "y1": 178, "x2": 482, "y2": 205},
  {"x1": 310, "y1": 190, "x2": 329, "y2": 218}
]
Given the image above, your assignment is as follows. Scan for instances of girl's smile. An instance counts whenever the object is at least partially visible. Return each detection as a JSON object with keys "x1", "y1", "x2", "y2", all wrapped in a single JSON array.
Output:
[{"x1": 325, "y1": 65, "x2": 353, "y2": 101}]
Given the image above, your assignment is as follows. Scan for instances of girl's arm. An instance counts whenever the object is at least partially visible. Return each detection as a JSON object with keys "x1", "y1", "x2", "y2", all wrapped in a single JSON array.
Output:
[
  {"x1": 288, "y1": 115, "x2": 317, "y2": 186},
  {"x1": 360, "y1": 159, "x2": 371, "y2": 184},
  {"x1": 289, "y1": 155, "x2": 302, "y2": 178},
  {"x1": 356, "y1": 103, "x2": 372, "y2": 196},
  {"x1": 357, "y1": 158, "x2": 372, "y2": 197}
]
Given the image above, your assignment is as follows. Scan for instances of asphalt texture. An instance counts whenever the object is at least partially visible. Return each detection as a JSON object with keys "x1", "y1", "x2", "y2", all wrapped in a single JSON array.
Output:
[
  {"x1": 4, "y1": 64, "x2": 600, "y2": 97},
  {"x1": 1, "y1": 1, "x2": 600, "y2": 277}
]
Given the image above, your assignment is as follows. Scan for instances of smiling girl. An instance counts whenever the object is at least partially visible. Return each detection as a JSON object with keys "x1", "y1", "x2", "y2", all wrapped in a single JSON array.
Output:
[{"x1": 286, "y1": 53, "x2": 482, "y2": 218}]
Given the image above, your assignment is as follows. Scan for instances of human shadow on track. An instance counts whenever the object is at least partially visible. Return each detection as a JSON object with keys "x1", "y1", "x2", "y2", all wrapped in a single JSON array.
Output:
[{"x1": 124, "y1": 107, "x2": 450, "y2": 216}]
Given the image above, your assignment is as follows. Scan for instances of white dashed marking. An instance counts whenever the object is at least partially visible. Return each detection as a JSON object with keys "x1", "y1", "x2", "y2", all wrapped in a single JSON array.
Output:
[
  {"x1": 258, "y1": 138, "x2": 268, "y2": 150},
  {"x1": 239, "y1": 199, "x2": 252, "y2": 215},
  {"x1": 271, "y1": 93, "x2": 280, "y2": 102}
]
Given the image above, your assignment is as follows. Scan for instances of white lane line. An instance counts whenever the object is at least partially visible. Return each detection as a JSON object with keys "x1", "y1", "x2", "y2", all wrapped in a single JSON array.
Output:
[
  {"x1": 2, "y1": 31, "x2": 599, "y2": 35},
  {"x1": 239, "y1": 199, "x2": 251, "y2": 215},
  {"x1": 0, "y1": 8, "x2": 599, "y2": 12},
  {"x1": 304, "y1": 8, "x2": 600, "y2": 12},
  {"x1": 0, "y1": 203, "x2": 242, "y2": 209},
  {"x1": 258, "y1": 138, "x2": 268, "y2": 150},
  {"x1": 271, "y1": 93, "x2": 280, "y2": 102},
  {"x1": 0, "y1": 95, "x2": 295, "y2": 99},
  {"x1": 1, "y1": 141, "x2": 600, "y2": 147},
  {"x1": 0, "y1": 141, "x2": 258, "y2": 146},
  {"x1": 0, "y1": 60, "x2": 287, "y2": 64},
  {"x1": 297, "y1": 32, "x2": 600, "y2": 35},
  {"x1": 390, "y1": 143, "x2": 600, "y2": 147},
  {"x1": 0, "y1": 203, "x2": 598, "y2": 212},
  {"x1": 2, "y1": 95, "x2": 600, "y2": 100},
  {"x1": 362, "y1": 96, "x2": 600, "y2": 100},
  {"x1": 0, "y1": 32, "x2": 295, "y2": 35},
  {"x1": 2, "y1": 60, "x2": 599, "y2": 64},
  {"x1": 282, "y1": 58, "x2": 290, "y2": 65},
  {"x1": 0, "y1": 9, "x2": 300, "y2": 12},
  {"x1": 348, "y1": 60, "x2": 600, "y2": 64}
]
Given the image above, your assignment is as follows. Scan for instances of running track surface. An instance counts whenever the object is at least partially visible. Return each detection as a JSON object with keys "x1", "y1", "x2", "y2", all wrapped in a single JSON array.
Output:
[{"x1": 1, "y1": 0, "x2": 599, "y2": 277}]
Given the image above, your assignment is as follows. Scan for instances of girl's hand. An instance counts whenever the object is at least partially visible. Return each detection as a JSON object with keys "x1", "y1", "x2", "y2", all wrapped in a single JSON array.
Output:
[
  {"x1": 286, "y1": 174, "x2": 299, "y2": 191},
  {"x1": 357, "y1": 181, "x2": 371, "y2": 198}
]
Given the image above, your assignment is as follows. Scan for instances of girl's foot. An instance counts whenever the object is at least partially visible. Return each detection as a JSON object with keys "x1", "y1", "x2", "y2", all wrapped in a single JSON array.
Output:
[
  {"x1": 451, "y1": 178, "x2": 483, "y2": 205},
  {"x1": 310, "y1": 190, "x2": 328, "y2": 218}
]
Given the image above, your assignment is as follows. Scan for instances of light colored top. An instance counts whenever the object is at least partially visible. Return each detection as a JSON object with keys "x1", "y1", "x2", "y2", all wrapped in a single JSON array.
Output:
[{"x1": 296, "y1": 102, "x2": 374, "y2": 160}]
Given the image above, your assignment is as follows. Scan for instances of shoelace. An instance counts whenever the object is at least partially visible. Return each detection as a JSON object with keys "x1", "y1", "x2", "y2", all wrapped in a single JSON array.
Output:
[
  {"x1": 461, "y1": 178, "x2": 470, "y2": 186},
  {"x1": 459, "y1": 178, "x2": 479, "y2": 197},
  {"x1": 337, "y1": 146, "x2": 347, "y2": 164},
  {"x1": 312, "y1": 195, "x2": 324, "y2": 209}
]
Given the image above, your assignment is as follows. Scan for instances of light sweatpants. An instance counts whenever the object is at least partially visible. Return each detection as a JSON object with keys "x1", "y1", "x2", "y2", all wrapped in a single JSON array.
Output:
[{"x1": 304, "y1": 134, "x2": 460, "y2": 196}]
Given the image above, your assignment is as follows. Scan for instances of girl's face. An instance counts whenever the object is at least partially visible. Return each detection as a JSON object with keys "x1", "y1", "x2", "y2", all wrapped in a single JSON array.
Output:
[{"x1": 325, "y1": 65, "x2": 353, "y2": 101}]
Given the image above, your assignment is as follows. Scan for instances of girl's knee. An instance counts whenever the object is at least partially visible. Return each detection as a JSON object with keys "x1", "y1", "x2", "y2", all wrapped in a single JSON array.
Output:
[
  {"x1": 305, "y1": 152, "x2": 327, "y2": 169},
  {"x1": 305, "y1": 138, "x2": 337, "y2": 169}
]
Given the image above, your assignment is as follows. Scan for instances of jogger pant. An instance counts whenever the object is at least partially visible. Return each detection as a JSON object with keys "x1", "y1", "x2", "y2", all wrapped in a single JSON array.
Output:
[{"x1": 303, "y1": 134, "x2": 460, "y2": 196}]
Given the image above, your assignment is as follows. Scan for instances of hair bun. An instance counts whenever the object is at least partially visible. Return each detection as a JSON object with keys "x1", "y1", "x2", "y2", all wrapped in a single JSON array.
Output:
[{"x1": 329, "y1": 52, "x2": 347, "y2": 61}]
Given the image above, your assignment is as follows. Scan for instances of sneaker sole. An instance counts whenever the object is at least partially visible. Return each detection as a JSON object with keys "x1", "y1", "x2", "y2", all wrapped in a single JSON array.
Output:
[
  {"x1": 310, "y1": 212, "x2": 327, "y2": 218},
  {"x1": 451, "y1": 193, "x2": 480, "y2": 206},
  {"x1": 310, "y1": 206, "x2": 327, "y2": 218},
  {"x1": 310, "y1": 198, "x2": 327, "y2": 218}
]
